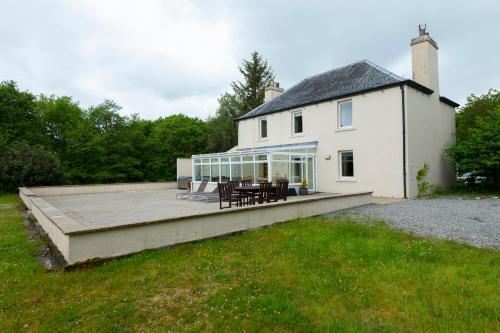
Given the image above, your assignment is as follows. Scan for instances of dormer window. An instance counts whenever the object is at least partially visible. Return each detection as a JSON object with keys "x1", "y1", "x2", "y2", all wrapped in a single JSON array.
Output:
[
  {"x1": 338, "y1": 100, "x2": 352, "y2": 129},
  {"x1": 259, "y1": 118, "x2": 268, "y2": 139},
  {"x1": 292, "y1": 111, "x2": 303, "y2": 135}
]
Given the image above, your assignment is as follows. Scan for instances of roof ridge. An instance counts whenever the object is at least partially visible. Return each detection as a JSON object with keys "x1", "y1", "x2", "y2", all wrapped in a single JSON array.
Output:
[{"x1": 362, "y1": 60, "x2": 405, "y2": 81}]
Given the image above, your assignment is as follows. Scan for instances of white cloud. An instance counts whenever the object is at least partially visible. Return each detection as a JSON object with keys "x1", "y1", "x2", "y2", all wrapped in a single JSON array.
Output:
[{"x1": 0, "y1": 0, "x2": 238, "y2": 118}]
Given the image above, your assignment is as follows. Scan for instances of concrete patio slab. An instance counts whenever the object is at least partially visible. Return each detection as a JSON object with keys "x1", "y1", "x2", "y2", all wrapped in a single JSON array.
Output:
[{"x1": 20, "y1": 183, "x2": 373, "y2": 266}]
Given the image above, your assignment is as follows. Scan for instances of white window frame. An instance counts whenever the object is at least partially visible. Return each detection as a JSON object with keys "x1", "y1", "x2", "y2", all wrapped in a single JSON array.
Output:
[
  {"x1": 258, "y1": 117, "x2": 268, "y2": 140},
  {"x1": 338, "y1": 100, "x2": 353, "y2": 129},
  {"x1": 338, "y1": 150, "x2": 355, "y2": 180},
  {"x1": 291, "y1": 111, "x2": 303, "y2": 135}
]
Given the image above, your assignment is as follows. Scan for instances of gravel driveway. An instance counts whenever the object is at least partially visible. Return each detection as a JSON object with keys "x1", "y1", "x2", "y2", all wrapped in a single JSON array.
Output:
[{"x1": 324, "y1": 198, "x2": 500, "y2": 249}]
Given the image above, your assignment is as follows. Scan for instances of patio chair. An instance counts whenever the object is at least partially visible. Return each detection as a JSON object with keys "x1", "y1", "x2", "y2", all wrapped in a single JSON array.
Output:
[
  {"x1": 191, "y1": 185, "x2": 219, "y2": 201},
  {"x1": 241, "y1": 179, "x2": 253, "y2": 187},
  {"x1": 269, "y1": 180, "x2": 288, "y2": 202},
  {"x1": 230, "y1": 180, "x2": 254, "y2": 205},
  {"x1": 218, "y1": 182, "x2": 240, "y2": 209},
  {"x1": 176, "y1": 178, "x2": 208, "y2": 199},
  {"x1": 258, "y1": 182, "x2": 273, "y2": 204}
]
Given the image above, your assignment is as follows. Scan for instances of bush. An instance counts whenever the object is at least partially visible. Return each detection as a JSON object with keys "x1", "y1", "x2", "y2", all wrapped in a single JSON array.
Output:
[
  {"x1": 416, "y1": 163, "x2": 441, "y2": 198},
  {"x1": 0, "y1": 142, "x2": 63, "y2": 192}
]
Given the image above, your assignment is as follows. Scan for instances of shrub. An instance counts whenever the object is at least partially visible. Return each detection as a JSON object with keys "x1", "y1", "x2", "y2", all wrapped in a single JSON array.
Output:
[
  {"x1": 416, "y1": 163, "x2": 441, "y2": 198},
  {"x1": 0, "y1": 142, "x2": 63, "y2": 192}
]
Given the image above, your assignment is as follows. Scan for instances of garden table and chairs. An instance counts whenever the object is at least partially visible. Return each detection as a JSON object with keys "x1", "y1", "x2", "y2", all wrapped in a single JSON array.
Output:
[{"x1": 219, "y1": 180, "x2": 289, "y2": 209}]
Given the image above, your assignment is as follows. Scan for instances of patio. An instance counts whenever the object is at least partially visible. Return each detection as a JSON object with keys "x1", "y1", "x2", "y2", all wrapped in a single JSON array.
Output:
[{"x1": 19, "y1": 182, "x2": 373, "y2": 266}]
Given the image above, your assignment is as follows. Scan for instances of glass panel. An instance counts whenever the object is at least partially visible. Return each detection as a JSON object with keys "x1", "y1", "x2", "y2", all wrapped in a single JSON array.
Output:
[
  {"x1": 231, "y1": 163, "x2": 242, "y2": 181},
  {"x1": 201, "y1": 165, "x2": 210, "y2": 180},
  {"x1": 194, "y1": 159, "x2": 201, "y2": 164},
  {"x1": 211, "y1": 158, "x2": 219, "y2": 163},
  {"x1": 260, "y1": 119, "x2": 267, "y2": 138},
  {"x1": 211, "y1": 164, "x2": 220, "y2": 182},
  {"x1": 341, "y1": 151, "x2": 354, "y2": 177},
  {"x1": 202, "y1": 158, "x2": 209, "y2": 164},
  {"x1": 272, "y1": 154, "x2": 289, "y2": 160},
  {"x1": 242, "y1": 163, "x2": 254, "y2": 183},
  {"x1": 307, "y1": 157, "x2": 314, "y2": 190},
  {"x1": 293, "y1": 112, "x2": 303, "y2": 133},
  {"x1": 256, "y1": 154, "x2": 267, "y2": 161},
  {"x1": 221, "y1": 157, "x2": 229, "y2": 162},
  {"x1": 231, "y1": 156, "x2": 241, "y2": 162},
  {"x1": 243, "y1": 155, "x2": 253, "y2": 162},
  {"x1": 271, "y1": 161, "x2": 289, "y2": 183},
  {"x1": 339, "y1": 101, "x2": 352, "y2": 128},
  {"x1": 194, "y1": 165, "x2": 201, "y2": 181},
  {"x1": 291, "y1": 161, "x2": 303, "y2": 184},
  {"x1": 220, "y1": 164, "x2": 230, "y2": 182},
  {"x1": 256, "y1": 163, "x2": 268, "y2": 182}
]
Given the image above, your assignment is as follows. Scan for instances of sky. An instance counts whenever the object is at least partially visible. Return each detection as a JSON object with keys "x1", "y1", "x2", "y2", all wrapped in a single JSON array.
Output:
[{"x1": 1, "y1": 0, "x2": 499, "y2": 120}]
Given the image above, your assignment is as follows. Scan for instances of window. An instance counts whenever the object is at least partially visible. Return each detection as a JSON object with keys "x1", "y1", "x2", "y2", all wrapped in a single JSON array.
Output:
[
  {"x1": 259, "y1": 118, "x2": 268, "y2": 139},
  {"x1": 338, "y1": 100, "x2": 352, "y2": 128},
  {"x1": 292, "y1": 111, "x2": 303, "y2": 134},
  {"x1": 339, "y1": 151, "x2": 354, "y2": 178}
]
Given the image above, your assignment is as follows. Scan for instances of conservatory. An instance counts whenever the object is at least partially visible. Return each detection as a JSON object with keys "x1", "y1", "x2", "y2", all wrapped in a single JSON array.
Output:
[{"x1": 191, "y1": 143, "x2": 317, "y2": 191}]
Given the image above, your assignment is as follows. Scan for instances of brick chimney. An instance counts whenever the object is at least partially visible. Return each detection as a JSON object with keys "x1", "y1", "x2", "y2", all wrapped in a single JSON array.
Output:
[
  {"x1": 410, "y1": 24, "x2": 439, "y2": 94},
  {"x1": 264, "y1": 82, "x2": 284, "y2": 102}
]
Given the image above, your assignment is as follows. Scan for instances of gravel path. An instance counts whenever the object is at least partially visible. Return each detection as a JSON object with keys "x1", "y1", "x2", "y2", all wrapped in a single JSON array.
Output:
[{"x1": 324, "y1": 198, "x2": 500, "y2": 249}]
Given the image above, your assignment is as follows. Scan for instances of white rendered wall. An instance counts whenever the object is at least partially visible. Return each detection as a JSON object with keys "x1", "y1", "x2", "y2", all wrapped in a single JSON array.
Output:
[
  {"x1": 176, "y1": 158, "x2": 192, "y2": 178},
  {"x1": 405, "y1": 87, "x2": 456, "y2": 197},
  {"x1": 238, "y1": 87, "x2": 406, "y2": 197}
]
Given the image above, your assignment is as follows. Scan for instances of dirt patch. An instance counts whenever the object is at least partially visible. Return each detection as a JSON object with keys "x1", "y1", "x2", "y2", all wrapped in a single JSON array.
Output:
[{"x1": 22, "y1": 210, "x2": 67, "y2": 270}]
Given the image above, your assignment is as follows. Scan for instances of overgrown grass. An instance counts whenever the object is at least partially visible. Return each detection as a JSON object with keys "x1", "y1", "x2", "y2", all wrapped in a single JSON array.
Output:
[{"x1": 1, "y1": 194, "x2": 499, "y2": 332}]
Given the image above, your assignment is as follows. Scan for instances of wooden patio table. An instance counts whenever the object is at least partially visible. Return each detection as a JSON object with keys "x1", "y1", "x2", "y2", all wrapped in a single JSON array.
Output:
[
  {"x1": 234, "y1": 185, "x2": 276, "y2": 193},
  {"x1": 234, "y1": 185, "x2": 277, "y2": 205}
]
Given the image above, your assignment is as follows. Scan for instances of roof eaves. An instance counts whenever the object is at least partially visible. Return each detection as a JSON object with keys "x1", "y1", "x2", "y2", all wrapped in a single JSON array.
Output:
[
  {"x1": 439, "y1": 96, "x2": 460, "y2": 108},
  {"x1": 403, "y1": 80, "x2": 434, "y2": 95}
]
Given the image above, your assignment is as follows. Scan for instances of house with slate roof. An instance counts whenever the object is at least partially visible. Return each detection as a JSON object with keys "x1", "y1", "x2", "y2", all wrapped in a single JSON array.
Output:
[{"x1": 191, "y1": 26, "x2": 458, "y2": 198}]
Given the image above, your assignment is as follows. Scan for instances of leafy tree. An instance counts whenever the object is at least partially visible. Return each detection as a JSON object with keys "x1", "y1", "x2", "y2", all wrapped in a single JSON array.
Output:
[
  {"x1": 455, "y1": 89, "x2": 500, "y2": 141},
  {"x1": 0, "y1": 142, "x2": 63, "y2": 192},
  {"x1": 36, "y1": 94, "x2": 84, "y2": 158},
  {"x1": 147, "y1": 114, "x2": 207, "y2": 180},
  {"x1": 66, "y1": 101, "x2": 145, "y2": 183},
  {"x1": 0, "y1": 81, "x2": 43, "y2": 149},
  {"x1": 231, "y1": 51, "x2": 275, "y2": 116},
  {"x1": 447, "y1": 90, "x2": 500, "y2": 186},
  {"x1": 206, "y1": 93, "x2": 241, "y2": 152}
]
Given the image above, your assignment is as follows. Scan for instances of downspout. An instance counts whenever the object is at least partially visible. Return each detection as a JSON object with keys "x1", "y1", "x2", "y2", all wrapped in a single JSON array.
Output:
[{"x1": 400, "y1": 85, "x2": 408, "y2": 199}]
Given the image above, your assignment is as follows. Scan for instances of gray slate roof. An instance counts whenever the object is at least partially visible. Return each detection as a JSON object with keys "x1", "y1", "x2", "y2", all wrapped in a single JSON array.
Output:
[{"x1": 237, "y1": 60, "x2": 433, "y2": 121}]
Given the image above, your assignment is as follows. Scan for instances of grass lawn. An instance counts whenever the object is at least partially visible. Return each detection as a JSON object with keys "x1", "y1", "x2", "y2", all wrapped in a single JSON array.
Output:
[{"x1": 1, "y1": 194, "x2": 499, "y2": 332}]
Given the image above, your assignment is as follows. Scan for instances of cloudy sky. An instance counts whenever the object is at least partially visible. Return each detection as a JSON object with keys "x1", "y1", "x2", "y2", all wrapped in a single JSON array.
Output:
[{"x1": 1, "y1": 0, "x2": 499, "y2": 119}]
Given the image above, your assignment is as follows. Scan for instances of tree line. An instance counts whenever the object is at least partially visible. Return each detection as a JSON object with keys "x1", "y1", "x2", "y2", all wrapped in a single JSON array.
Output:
[{"x1": 0, "y1": 52, "x2": 274, "y2": 192}]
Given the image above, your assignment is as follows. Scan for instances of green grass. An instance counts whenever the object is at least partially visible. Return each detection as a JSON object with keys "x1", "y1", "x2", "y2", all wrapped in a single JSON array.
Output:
[{"x1": 1, "y1": 194, "x2": 499, "y2": 332}]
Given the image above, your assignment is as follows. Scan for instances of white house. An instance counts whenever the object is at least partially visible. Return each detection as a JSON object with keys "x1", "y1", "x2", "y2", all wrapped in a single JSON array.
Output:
[{"x1": 191, "y1": 26, "x2": 458, "y2": 198}]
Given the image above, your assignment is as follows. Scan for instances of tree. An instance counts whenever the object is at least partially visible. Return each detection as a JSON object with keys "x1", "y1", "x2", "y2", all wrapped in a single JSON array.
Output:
[
  {"x1": 231, "y1": 51, "x2": 275, "y2": 116},
  {"x1": 147, "y1": 114, "x2": 207, "y2": 180},
  {"x1": 455, "y1": 89, "x2": 500, "y2": 141},
  {"x1": 36, "y1": 94, "x2": 84, "y2": 158},
  {"x1": 206, "y1": 93, "x2": 241, "y2": 152},
  {"x1": 447, "y1": 90, "x2": 500, "y2": 186},
  {"x1": 0, "y1": 81, "x2": 43, "y2": 149},
  {"x1": 0, "y1": 142, "x2": 63, "y2": 192}
]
